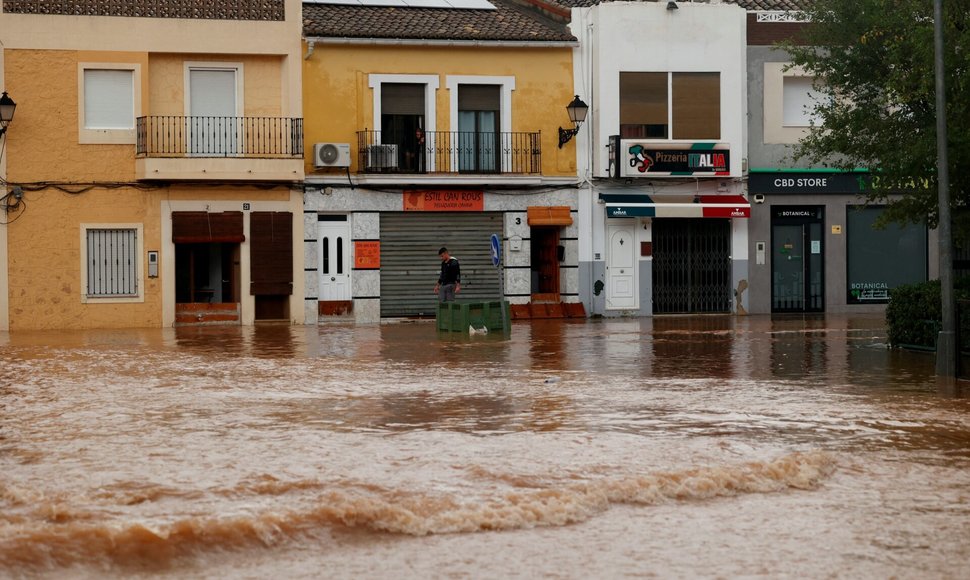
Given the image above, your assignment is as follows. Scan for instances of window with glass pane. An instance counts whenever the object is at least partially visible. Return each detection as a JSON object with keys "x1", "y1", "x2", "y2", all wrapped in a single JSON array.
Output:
[
  {"x1": 458, "y1": 85, "x2": 500, "y2": 173},
  {"x1": 84, "y1": 69, "x2": 134, "y2": 130},
  {"x1": 846, "y1": 206, "x2": 927, "y2": 304},
  {"x1": 619, "y1": 72, "x2": 668, "y2": 139},
  {"x1": 672, "y1": 73, "x2": 720, "y2": 139},
  {"x1": 86, "y1": 228, "x2": 138, "y2": 297}
]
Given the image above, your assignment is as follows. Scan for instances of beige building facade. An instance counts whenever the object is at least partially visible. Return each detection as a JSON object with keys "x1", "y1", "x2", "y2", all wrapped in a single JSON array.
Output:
[{"x1": 0, "y1": 0, "x2": 304, "y2": 329}]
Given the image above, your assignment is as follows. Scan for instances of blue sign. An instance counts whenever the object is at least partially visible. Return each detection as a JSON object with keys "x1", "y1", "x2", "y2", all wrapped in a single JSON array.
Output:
[{"x1": 490, "y1": 234, "x2": 501, "y2": 267}]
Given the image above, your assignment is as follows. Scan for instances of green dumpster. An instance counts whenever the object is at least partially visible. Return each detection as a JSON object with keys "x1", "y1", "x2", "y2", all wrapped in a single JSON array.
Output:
[{"x1": 436, "y1": 300, "x2": 511, "y2": 333}]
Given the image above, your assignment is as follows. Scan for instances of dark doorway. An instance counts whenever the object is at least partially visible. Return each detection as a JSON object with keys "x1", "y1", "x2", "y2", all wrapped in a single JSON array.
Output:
[
  {"x1": 771, "y1": 206, "x2": 824, "y2": 313},
  {"x1": 175, "y1": 243, "x2": 240, "y2": 304},
  {"x1": 531, "y1": 228, "x2": 561, "y2": 301}
]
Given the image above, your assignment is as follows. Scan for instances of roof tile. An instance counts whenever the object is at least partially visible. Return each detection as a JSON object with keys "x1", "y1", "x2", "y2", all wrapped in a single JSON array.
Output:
[{"x1": 303, "y1": 0, "x2": 576, "y2": 42}]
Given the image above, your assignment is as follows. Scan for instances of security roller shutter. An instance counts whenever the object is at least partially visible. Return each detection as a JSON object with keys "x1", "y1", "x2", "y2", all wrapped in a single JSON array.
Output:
[
  {"x1": 380, "y1": 212, "x2": 502, "y2": 317},
  {"x1": 382, "y1": 83, "x2": 424, "y2": 115}
]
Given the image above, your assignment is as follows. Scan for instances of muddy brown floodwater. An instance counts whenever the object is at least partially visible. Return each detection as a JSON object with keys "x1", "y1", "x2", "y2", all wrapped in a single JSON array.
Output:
[{"x1": 1, "y1": 313, "x2": 969, "y2": 579}]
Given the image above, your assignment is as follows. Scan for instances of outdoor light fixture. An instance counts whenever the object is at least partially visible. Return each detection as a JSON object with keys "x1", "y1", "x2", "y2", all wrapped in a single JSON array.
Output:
[
  {"x1": 558, "y1": 95, "x2": 589, "y2": 149},
  {"x1": 0, "y1": 91, "x2": 16, "y2": 137},
  {"x1": 667, "y1": 1, "x2": 678, "y2": 10}
]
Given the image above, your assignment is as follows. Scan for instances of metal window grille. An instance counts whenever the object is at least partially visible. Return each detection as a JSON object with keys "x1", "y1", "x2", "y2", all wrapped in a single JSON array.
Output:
[{"x1": 86, "y1": 228, "x2": 138, "y2": 297}]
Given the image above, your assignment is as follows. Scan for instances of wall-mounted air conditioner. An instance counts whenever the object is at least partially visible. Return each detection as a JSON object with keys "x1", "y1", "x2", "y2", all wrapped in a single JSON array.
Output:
[
  {"x1": 313, "y1": 143, "x2": 351, "y2": 168},
  {"x1": 366, "y1": 144, "x2": 399, "y2": 170}
]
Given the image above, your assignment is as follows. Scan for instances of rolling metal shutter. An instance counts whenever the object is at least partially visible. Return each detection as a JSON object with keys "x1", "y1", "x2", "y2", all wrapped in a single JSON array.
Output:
[{"x1": 380, "y1": 212, "x2": 503, "y2": 317}]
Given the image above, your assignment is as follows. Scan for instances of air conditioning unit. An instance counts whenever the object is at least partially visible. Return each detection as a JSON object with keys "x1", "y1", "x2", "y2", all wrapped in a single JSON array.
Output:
[
  {"x1": 313, "y1": 142, "x2": 351, "y2": 168},
  {"x1": 366, "y1": 144, "x2": 399, "y2": 170}
]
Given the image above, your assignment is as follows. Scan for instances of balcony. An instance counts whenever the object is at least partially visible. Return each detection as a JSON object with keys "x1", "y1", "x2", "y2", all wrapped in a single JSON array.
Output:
[
  {"x1": 135, "y1": 116, "x2": 304, "y2": 182},
  {"x1": 356, "y1": 130, "x2": 541, "y2": 177}
]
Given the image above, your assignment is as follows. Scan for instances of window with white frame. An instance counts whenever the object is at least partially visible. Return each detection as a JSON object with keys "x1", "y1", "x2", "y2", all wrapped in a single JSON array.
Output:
[
  {"x1": 82, "y1": 226, "x2": 143, "y2": 301},
  {"x1": 783, "y1": 76, "x2": 824, "y2": 127},
  {"x1": 78, "y1": 63, "x2": 140, "y2": 144},
  {"x1": 368, "y1": 74, "x2": 439, "y2": 171},
  {"x1": 445, "y1": 76, "x2": 515, "y2": 174}
]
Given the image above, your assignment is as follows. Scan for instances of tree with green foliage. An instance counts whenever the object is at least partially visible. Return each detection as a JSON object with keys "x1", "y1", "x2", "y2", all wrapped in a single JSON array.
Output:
[{"x1": 782, "y1": 0, "x2": 969, "y2": 238}]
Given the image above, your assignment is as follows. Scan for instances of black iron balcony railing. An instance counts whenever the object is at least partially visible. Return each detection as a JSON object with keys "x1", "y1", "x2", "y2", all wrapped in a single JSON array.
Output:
[
  {"x1": 137, "y1": 116, "x2": 303, "y2": 158},
  {"x1": 356, "y1": 130, "x2": 541, "y2": 175}
]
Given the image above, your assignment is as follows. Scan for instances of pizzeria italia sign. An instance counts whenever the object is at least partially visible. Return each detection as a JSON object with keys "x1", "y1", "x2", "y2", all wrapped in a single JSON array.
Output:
[{"x1": 613, "y1": 139, "x2": 731, "y2": 178}]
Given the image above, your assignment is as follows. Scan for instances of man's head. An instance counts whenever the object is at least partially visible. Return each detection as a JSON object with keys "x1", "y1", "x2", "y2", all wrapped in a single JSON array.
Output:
[{"x1": 438, "y1": 247, "x2": 449, "y2": 261}]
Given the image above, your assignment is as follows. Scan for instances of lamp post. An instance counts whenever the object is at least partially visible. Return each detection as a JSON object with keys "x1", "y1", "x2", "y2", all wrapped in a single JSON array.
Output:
[
  {"x1": 558, "y1": 95, "x2": 589, "y2": 149},
  {"x1": 0, "y1": 91, "x2": 16, "y2": 136},
  {"x1": 933, "y1": 0, "x2": 956, "y2": 379}
]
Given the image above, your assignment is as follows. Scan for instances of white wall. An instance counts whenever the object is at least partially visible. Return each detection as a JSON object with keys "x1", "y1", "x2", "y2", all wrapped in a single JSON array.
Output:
[{"x1": 572, "y1": 2, "x2": 748, "y2": 180}]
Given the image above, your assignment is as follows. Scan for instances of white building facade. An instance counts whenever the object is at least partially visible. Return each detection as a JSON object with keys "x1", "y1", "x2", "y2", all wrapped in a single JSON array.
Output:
[{"x1": 571, "y1": 1, "x2": 750, "y2": 317}]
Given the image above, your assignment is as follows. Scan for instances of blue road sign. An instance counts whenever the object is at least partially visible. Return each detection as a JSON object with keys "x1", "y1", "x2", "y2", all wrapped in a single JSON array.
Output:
[{"x1": 490, "y1": 233, "x2": 501, "y2": 267}]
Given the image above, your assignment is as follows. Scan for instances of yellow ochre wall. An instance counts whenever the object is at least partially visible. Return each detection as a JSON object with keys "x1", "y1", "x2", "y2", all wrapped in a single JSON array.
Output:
[
  {"x1": 303, "y1": 44, "x2": 578, "y2": 176},
  {"x1": 3, "y1": 49, "x2": 294, "y2": 329},
  {"x1": 148, "y1": 54, "x2": 285, "y2": 117}
]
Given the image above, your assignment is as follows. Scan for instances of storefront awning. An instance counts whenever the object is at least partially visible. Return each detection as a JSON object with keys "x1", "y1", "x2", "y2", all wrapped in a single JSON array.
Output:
[
  {"x1": 600, "y1": 194, "x2": 750, "y2": 219},
  {"x1": 527, "y1": 206, "x2": 573, "y2": 226}
]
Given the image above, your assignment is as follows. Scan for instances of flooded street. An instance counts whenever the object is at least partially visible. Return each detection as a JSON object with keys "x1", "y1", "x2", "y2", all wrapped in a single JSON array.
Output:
[{"x1": 2, "y1": 314, "x2": 969, "y2": 579}]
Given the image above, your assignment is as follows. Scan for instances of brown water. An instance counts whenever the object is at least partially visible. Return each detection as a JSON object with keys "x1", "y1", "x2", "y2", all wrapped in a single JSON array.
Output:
[{"x1": 2, "y1": 314, "x2": 969, "y2": 579}]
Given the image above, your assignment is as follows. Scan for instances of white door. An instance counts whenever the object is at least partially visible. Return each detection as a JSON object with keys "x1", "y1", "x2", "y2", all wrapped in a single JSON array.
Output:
[
  {"x1": 607, "y1": 221, "x2": 637, "y2": 309},
  {"x1": 318, "y1": 222, "x2": 351, "y2": 301},
  {"x1": 188, "y1": 68, "x2": 238, "y2": 155}
]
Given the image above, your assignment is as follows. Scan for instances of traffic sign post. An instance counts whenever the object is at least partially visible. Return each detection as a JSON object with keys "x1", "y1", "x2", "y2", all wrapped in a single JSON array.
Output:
[{"x1": 490, "y1": 233, "x2": 503, "y2": 299}]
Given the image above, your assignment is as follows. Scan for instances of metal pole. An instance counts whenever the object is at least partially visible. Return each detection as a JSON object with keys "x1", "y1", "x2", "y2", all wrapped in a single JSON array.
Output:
[{"x1": 933, "y1": 0, "x2": 957, "y2": 378}]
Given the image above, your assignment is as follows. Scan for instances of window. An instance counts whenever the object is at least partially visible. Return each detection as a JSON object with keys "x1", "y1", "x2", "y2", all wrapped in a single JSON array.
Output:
[
  {"x1": 783, "y1": 76, "x2": 823, "y2": 127},
  {"x1": 446, "y1": 75, "x2": 515, "y2": 173},
  {"x1": 81, "y1": 225, "x2": 143, "y2": 302},
  {"x1": 764, "y1": 63, "x2": 821, "y2": 144},
  {"x1": 381, "y1": 83, "x2": 426, "y2": 172},
  {"x1": 846, "y1": 206, "x2": 927, "y2": 304},
  {"x1": 369, "y1": 74, "x2": 439, "y2": 171},
  {"x1": 457, "y1": 85, "x2": 499, "y2": 173},
  {"x1": 78, "y1": 63, "x2": 140, "y2": 144},
  {"x1": 620, "y1": 72, "x2": 720, "y2": 140},
  {"x1": 185, "y1": 62, "x2": 244, "y2": 156}
]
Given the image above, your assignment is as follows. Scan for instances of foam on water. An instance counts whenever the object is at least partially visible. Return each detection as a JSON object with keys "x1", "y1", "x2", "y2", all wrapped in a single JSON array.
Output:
[{"x1": 0, "y1": 451, "x2": 834, "y2": 572}]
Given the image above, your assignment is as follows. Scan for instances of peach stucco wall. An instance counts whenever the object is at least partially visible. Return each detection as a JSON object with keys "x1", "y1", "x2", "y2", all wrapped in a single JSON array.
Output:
[
  {"x1": 3, "y1": 48, "x2": 301, "y2": 329},
  {"x1": 303, "y1": 44, "x2": 578, "y2": 177}
]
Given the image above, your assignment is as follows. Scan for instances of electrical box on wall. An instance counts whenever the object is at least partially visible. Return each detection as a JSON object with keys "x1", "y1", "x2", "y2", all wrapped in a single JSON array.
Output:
[
  {"x1": 755, "y1": 242, "x2": 766, "y2": 265},
  {"x1": 148, "y1": 251, "x2": 159, "y2": 277}
]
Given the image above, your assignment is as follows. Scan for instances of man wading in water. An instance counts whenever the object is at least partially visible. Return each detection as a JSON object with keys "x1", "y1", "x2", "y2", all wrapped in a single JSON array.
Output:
[{"x1": 433, "y1": 246, "x2": 461, "y2": 302}]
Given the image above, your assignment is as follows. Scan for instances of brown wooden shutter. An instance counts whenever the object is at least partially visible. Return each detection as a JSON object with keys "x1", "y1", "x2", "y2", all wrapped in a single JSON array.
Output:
[
  {"x1": 250, "y1": 211, "x2": 293, "y2": 295},
  {"x1": 172, "y1": 211, "x2": 245, "y2": 243}
]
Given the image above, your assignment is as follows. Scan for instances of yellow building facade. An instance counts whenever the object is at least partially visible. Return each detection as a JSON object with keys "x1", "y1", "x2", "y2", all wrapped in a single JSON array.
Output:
[
  {"x1": 301, "y1": 1, "x2": 582, "y2": 323},
  {"x1": 0, "y1": 1, "x2": 304, "y2": 330}
]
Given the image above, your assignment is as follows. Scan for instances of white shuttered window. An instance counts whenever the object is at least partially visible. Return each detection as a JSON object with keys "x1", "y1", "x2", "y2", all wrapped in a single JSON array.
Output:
[
  {"x1": 86, "y1": 228, "x2": 138, "y2": 297},
  {"x1": 84, "y1": 69, "x2": 135, "y2": 130}
]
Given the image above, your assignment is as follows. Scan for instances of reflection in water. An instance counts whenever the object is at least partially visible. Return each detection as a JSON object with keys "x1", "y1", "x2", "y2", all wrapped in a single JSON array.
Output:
[{"x1": 1, "y1": 314, "x2": 969, "y2": 579}]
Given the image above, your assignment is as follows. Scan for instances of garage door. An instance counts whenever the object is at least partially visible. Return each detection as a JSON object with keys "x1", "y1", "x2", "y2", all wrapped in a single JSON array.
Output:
[{"x1": 380, "y1": 212, "x2": 503, "y2": 317}]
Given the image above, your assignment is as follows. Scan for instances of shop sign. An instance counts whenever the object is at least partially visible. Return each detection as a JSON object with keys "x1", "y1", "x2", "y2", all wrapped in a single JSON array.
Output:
[
  {"x1": 354, "y1": 241, "x2": 380, "y2": 269},
  {"x1": 404, "y1": 190, "x2": 484, "y2": 212},
  {"x1": 750, "y1": 172, "x2": 867, "y2": 195},
  {"x1": 618, "y1": 141, "x2": 731, "y2": 177},
  {"x1": 772, "y1": 205, "x2": 823, "y2": 220}
]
